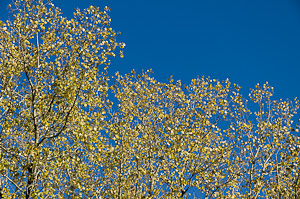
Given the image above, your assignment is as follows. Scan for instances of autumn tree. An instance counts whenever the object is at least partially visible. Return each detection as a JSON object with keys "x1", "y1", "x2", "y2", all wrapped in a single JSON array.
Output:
[
  {"x1": 103, "y1": 71, "x2": 246, "y2": 198},
  {"x1": 103, "y1": 72, "x2": 300, "y2": 198},
  {"x1": 229, "y1": 83, "x2": 300, "y2": 198},
  {"x1": 1, "y1": 0, "x2": 300, "y2": 199},
  {"x1": 0, "y1": 0, "x2": 124, "y2": 198}
]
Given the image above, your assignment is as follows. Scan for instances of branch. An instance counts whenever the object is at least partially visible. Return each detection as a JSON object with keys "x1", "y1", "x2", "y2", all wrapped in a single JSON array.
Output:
[
  {"x1": 37, "y1": 91, "x2": 79, "y2": 146},
  {"x1": 0, "y1": 144, "x2": 25, "y2": 159},
  {"x1": 3, "y1": 175, "x2": 23, "y2": 193}
]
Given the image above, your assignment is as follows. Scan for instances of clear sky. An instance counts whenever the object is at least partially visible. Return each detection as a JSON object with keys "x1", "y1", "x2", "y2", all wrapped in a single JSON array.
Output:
[{"x1": 1, "y1": 0, "x2": 299, "y2": 100}]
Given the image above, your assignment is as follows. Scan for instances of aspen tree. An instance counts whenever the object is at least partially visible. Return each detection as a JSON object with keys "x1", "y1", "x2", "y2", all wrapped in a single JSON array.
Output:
[{"x1": 0, "y1": 0, "x2": 123, "y2": 198}]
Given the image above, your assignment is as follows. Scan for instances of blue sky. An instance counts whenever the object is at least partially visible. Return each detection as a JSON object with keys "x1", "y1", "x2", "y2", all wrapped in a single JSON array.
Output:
[{"x1": 1, "y1": 0, "x2": 299, "y2": 100}]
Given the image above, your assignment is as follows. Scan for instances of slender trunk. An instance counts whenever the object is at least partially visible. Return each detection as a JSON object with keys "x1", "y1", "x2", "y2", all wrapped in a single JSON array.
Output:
[
  {"x1": 25, "y1": 163, "x2": 34, "y2": 199},
  {"x1": 0, "y1": 187, "x2": 3, "y2": 199}
]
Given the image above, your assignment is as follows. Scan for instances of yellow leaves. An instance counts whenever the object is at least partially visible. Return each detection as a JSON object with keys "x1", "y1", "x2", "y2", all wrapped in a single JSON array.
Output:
[
  {"x1": 119, "y1": 50, "x2": 124, "y2": 58},
  {"x1": 0, "y1": 0, "x2": 123, "y2": 194},
  {"x1": 119, "y1": 42, "x2": 126, "y2": 48},
  {"x1": 1, "y1": 26, "x2": 7, "y2": 31},
  {"x1": 250, "y1": 82, "x2": 274, "y2": 104},
  {"x1": 104, "y1": 6, "x2": 111, "y2": 12}
]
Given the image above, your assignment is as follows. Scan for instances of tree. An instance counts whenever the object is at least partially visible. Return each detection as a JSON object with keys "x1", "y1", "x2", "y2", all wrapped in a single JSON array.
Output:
[
  {"x1": 105, "y1": 71, "x2": 300, "y2": 198},
  {"x1": 0, "y1": 0, "x2": 124, "y2": 198},
  {"x1": 104, "y1": 71, "x2": 246, "y2": 198},
  {"x1": 0, "y1": 0, "x2": 300, "y2": 198},
  {"x1": 231, "y1": 83, "x2": 300, "y2": 198}
]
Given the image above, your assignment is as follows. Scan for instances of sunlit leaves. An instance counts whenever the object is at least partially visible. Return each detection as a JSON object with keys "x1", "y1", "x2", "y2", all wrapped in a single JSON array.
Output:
[
  {"x1": 0, "y1": 0, "x2": 122, "y2": 198},
  {"x1": 98, "y1": 72, "x2": 299, "y2": 198},
  {"x1": 103, "y1": 70, "x2": 251, "y2": 198},
  {"x1": 231, "y1": 82, "x2": 300, "y2": 198}
]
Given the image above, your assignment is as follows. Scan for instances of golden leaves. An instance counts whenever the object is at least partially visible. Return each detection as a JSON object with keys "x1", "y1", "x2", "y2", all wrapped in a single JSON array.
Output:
[
  {"x1": 105, "y1": 70, "x2": 300, "y2": 198},
  {"x1": 106, "y1": 71, "x2": 248, "y2": 197},
  {"x1": 0, "y1": 0, "x2": 123, "y2": 197}
]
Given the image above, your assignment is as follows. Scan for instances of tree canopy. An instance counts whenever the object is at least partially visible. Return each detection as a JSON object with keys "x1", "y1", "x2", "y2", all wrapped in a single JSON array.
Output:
[{"x1": 0, "y1": 0, "x2": 300, "y2": 198}]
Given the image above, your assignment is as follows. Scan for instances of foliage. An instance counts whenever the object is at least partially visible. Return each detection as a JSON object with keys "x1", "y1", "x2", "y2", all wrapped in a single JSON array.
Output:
[
  {"x1": 0, "y1": 0, "x2": 300, "y2": 198},
  {"x1": 105, "y1": 71, "x2": 300, "y2": 198},
  {"x1": 0, "y1": 0, "x2": 123, "y2": 198}
]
